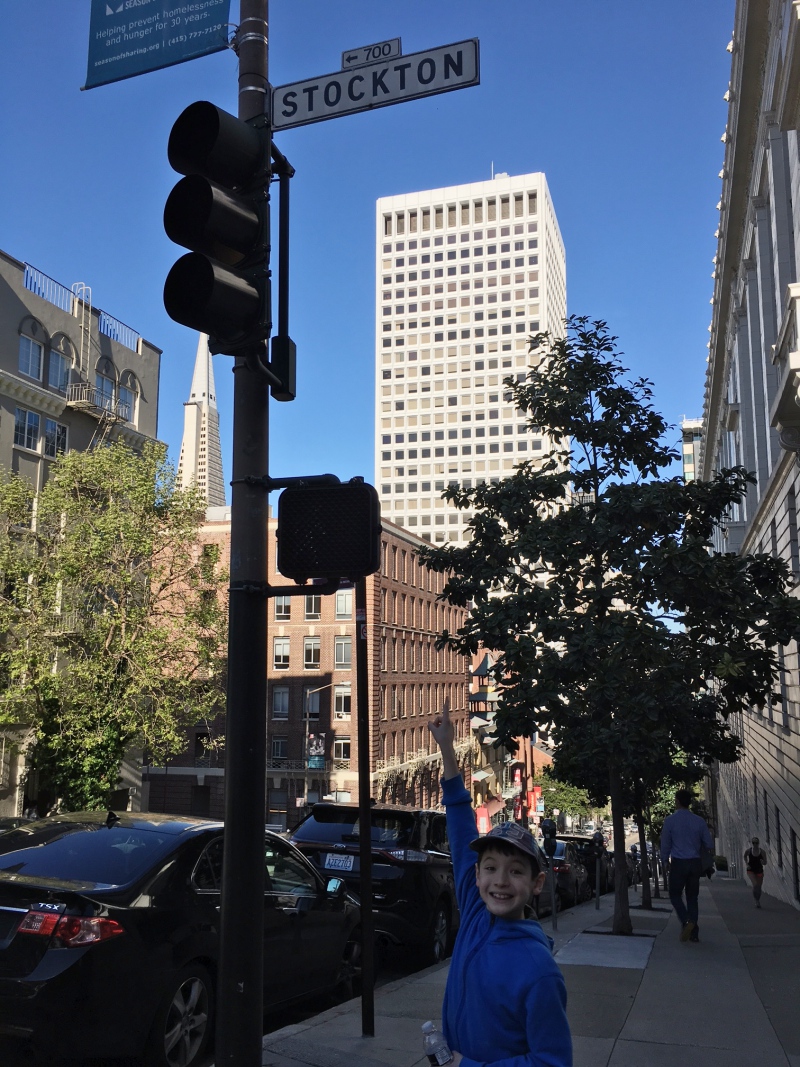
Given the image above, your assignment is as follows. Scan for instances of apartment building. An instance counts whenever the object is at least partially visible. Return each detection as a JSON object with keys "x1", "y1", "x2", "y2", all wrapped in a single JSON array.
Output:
[
  {"x1": 0, "y1": 249, "x2": 160, "y2": 481},
  {"x1": 681, "y1": 418, "x2": 703, "y2": 483},
  {"x1": 142, "y1": 513, "x2": 471, "y2": 829},
  {"x1": 702, "y1": 0, "x2": 800, "y2": 905},
  {"x1": 0, "y1": 248, "x2": 161, "y2": 817},
  {"x1": 375, "y1": 172, "x2": 566, "y2": 543}
]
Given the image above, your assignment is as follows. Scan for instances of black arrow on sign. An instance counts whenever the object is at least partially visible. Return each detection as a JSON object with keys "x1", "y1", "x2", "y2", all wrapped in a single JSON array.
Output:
[{"x1": 345, "y1": 53, "x2": 359, "y2": 64}]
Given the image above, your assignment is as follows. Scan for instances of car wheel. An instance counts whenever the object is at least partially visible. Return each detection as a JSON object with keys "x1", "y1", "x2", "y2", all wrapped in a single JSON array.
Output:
[
  {"x1": 425, "y1": 901, "x2": 451, "y2": 965},
  {"x1": 147, "y1": 963, "x2": 214, "y2": 1067},
  {"x1": 580, "y1": 880, "x2": 592, "y2": 904},
  {"x1": 335, "y1": 928, "x2": 363, "y2": 1002}
]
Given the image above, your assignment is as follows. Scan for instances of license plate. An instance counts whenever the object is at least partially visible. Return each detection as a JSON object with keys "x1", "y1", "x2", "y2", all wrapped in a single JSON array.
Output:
[{"x1": 324, "y1": 853, "x2": 354, "y2": 871}]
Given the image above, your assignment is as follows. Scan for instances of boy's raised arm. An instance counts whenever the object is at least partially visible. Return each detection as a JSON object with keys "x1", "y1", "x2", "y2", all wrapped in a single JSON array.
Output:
[{"x1": 429, "y1": 702, "x2": 459, "y2": 780}]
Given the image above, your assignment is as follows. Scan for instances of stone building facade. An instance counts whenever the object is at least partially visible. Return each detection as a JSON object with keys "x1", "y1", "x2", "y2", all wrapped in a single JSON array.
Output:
[{"x1": 702, "y1": 0, "x2": 800, "y2": 904}]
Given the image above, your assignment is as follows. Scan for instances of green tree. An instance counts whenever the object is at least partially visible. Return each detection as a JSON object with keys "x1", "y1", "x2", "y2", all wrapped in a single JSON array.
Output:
[
  {"x1": 532, "y1": 770, "x2": 592, "y2": 821},
  {"x1": 0, "y1": 441, "x2": 228, "y2": 810},
  {"x1": 419, "y1": 318, "x2": 800, "y2": 933}
]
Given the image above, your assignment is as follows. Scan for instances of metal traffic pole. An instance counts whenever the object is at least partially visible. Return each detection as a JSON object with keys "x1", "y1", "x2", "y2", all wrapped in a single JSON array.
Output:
[
  {"x1": 356, "y1": 577, "x2": 376, "y2": 1036},
  {"x1": 541, "y1": 819, "x2": 557, "y2": 933},
  {"x1": 216, "y1": 3, "x2": 271, "y2": 1066}
]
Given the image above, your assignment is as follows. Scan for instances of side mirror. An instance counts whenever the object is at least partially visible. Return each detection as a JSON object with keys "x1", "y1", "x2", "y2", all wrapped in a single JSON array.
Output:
[{"x1": 326, "y1": 876, "x2": 346, "y2": 899}]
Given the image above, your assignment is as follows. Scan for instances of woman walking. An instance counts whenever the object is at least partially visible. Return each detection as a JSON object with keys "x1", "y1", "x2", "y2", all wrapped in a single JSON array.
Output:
[{"x1": 744, "y1": 838, "x2": 767, "y2": 908}]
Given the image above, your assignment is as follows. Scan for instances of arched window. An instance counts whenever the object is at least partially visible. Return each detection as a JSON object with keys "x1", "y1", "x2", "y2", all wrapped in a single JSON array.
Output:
[
  {"x1": 18, "y1": 317, "x2": 48, "y2": 382},
  {"x1": 118, "y1": 370, "x2": 139, "y2": 423},
  {"x1": 95, "y1": 357, "x2": 116, "y2": 412},
  {"x1": 48, "y1": 334, "x2": 76, "y2": 394}
]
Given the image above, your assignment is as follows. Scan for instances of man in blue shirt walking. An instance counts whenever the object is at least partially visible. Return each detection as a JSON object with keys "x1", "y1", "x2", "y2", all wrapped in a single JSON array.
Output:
[{"x1": 660, "y1": 789, "x2": 714, "y2": 943}]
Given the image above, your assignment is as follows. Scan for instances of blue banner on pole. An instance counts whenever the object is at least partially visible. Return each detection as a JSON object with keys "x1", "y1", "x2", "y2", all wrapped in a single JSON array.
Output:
[{"x1": 84, "y1": 0, "x2": 231, "y2": 90}]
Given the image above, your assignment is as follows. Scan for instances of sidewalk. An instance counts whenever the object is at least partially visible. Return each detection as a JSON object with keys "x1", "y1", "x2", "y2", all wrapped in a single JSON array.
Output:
[{"x1": 256, "y1": 878, "x2": 800, "y2": 1067}]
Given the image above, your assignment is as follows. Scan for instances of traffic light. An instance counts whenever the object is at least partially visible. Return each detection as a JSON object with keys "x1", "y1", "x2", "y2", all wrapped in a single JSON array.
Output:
[
  {"x1": 163, "y1": 101, "x2": 269, "y2": 355},
  {"x1": 277, "y1": 480, "x2": 381, "y2": 584}
]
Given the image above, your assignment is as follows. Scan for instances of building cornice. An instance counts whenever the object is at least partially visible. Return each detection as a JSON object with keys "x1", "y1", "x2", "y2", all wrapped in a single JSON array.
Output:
[
  {"x1": 702, "y1": 0, "x2": 771, "y2": 479},
  {"x1": 0, "y1": 369, "x2": 67, "y2": 417}
]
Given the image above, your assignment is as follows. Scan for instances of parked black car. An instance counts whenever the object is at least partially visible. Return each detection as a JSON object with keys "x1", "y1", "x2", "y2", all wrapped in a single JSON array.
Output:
[
  {"x1": 557, "y1": 834, "x2": 611, "y2": 894},
  {"x1": 291, "y1": 802, "x2": 459, "y2": 963},
  {"x1": 527, "y1": 838, "x2": 560, "y2": 920},
  {"x1": 0, "y1": 811, "x2": 360, "y2": 1067},
  {"x1": 549, "y1": 840, "x2": 591, "y2": 906}
]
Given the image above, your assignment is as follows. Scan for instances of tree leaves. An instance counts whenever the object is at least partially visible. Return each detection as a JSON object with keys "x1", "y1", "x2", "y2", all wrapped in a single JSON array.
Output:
[
  {"x1": 0, "y1": 442, "x2": 228, "y2": 810},
  {"x1": 418, "y1": 317, "x2": 800, "y2": 932}
]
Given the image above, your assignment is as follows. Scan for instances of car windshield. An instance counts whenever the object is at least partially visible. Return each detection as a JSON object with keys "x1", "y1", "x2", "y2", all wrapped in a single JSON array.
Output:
[
  {"x1": 0, "y1": 822, "x2": 176, "y2": 890},
  {"x1": 553, "y1": 841, "x2": 567, "y2": 859},
  {"x1": 292, "y1": 808, "x2": 415, "y2": 848}
]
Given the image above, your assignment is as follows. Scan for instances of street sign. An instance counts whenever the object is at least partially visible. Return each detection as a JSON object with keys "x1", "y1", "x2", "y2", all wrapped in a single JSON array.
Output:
[
  {"x1": 341, "y1": 39, "x2": 401, "y2": 70},
  {"x1": 272, "y1": 38, "x2": 479, "y2": 131}
]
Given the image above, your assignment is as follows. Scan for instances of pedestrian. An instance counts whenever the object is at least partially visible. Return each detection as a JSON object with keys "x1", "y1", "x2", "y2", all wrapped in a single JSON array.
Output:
[
  {"x1": 428, "y1": 705, "x2": 572, "y2": 1067},
  {"x1": 744, "y1": 838, "x2": 767, "y2": 908},
  {"x1": 659, "y1": 788, "x2": 714, "y2": 944}
]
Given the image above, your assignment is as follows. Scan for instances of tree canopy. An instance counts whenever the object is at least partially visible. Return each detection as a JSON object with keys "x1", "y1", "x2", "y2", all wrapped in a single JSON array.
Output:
[
  {"x1": 419, "y1": 318, "x2": 800, "y2": 933},
  {"x1": 0, "y1": 441, "x2": 228, "y2": 810}
]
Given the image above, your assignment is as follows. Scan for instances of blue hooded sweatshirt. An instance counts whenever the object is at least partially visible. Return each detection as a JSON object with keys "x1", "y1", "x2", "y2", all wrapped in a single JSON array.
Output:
[{"x1": 441, "y1": 775, "x2": 572, "y2": 1067}]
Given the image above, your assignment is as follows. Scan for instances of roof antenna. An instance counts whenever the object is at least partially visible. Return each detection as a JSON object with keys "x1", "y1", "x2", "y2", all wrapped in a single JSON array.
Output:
[
  {"x1": 106, "y1": 810, "x2": 120, "y2": 828},
  {"x1": 491, "y1": 161, "x2": 494, "y2": 180}
]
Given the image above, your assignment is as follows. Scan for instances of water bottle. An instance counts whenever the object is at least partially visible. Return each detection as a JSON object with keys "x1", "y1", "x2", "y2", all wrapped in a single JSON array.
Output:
[{"x1": 422, "y1": 1021, "x2": 453, "y2": 1066}]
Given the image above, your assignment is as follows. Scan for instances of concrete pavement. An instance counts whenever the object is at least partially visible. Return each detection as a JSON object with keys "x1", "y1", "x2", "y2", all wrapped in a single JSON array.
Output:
[{"x1": 253, "y1": 877, "x2": 800, "y2": 1067}]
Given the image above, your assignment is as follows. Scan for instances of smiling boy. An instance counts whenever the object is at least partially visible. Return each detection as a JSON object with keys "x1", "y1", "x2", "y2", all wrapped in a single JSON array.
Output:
[{"x1": 429, "y1": 707, "x2": 572, "y2": 1067}]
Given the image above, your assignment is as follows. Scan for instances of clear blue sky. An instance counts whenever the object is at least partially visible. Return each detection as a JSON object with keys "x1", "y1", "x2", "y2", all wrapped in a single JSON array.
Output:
[{"x1": 0, "y1": 2, "x2": 734, "y2": 496}]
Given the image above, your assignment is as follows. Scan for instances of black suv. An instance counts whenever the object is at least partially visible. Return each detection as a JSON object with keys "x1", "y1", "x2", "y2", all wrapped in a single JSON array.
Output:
[{"x1": 290, "y1": 802, "x2": 459, "y2": 964}]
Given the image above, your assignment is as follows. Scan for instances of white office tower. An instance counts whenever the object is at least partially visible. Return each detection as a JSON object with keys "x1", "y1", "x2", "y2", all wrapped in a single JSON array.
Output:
[
  {"x1": 177, "y1": 333, "x2": 226, "y2": 507},
  {"x1": 375, "y1": 173, "x2": 566, "y2": 543}
]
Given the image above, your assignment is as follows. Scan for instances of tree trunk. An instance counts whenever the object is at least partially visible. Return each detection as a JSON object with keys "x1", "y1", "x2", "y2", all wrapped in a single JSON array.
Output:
[
  {"x1": 634, "y1": 783, "x2": 652, "y2": 909},
  {"x1": 609, "y1": 766, "x2": 632, "y2": 935},
  {"x1": 635, "y1": 811, "x2": 652, "y2": 909}
]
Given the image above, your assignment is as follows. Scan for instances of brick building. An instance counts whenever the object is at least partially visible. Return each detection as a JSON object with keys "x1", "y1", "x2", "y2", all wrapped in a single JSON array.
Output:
[{"x1": 142, "y1": 510, "x2": 471, "y2": 828}]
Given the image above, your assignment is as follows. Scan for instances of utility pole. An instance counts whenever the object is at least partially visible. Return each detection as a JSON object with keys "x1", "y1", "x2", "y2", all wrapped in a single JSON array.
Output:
[{"x1": 216, "y1": 2, "x2": 270, "y2": 1065}]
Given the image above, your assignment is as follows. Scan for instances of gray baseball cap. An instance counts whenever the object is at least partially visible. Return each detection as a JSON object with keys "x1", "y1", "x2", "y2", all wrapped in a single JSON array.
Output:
[{"x1": 470, "y1": 821, "x2": 540, "y2": 862}]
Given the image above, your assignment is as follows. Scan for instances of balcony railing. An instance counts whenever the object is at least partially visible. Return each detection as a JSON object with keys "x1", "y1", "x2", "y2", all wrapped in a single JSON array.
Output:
[{"x1": 66, "y1": 382, "x2": 131, "y2": 423}]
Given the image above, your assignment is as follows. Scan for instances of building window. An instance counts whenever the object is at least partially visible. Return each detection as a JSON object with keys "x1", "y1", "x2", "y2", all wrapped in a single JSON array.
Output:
[
  {"x1": 764, "y1": 791, "x2": 770, "y2": 844},
  {"x1": 335, "y1": 636, "x2": 352, "y2": 670},
  {"x1": 304, "y1": 636, "x2": 321, "y2": 670},
  {"x1": 274, "y1": 595, "x2": 291, "y2": 621},
  {"x1": 44, "y1": 419, "x2": 67, "y2": 459},
  {"x1": 334, "y1": 684, "x2": 351, "y2": 719},
  {"x1": 335, "y1": 588, "x2": 353, "y2": 619},
  {"x1": 304, "y1": 686, "x2": 321, "y2": 719},
  {"x1": 273, "y1": 637, "x2": 290, "y2": 670},
  {"x1": 19, "y1": 335, "x2": 43, "y2": 380},
  {"x1": 305, "y1": 594, "x2": 321, "y2": 620},
  {"x1": 48, "y1": 350, "x2": 70, "y2": 394},
  {"x1": 271, "y1": 736, "x2": 288, "y2": 761},
  {"x1": 118, "y1": 383, "x2": 134, "y2": 422},
  {"x1": 333, "y1": 736, "x2": 351, "y2": 761},
  {"x1": 96, "y1": 369, "x2": 115, "y2": 412},
  {"x1": 776, "y1": 806, "x2": 783, "y2": 868},
  {"x1": 272, "y1": 686, "x2": 289, "y2": 719},
  {"x1": 14, "y1": 407, "x2": 39, "y2": 451}
]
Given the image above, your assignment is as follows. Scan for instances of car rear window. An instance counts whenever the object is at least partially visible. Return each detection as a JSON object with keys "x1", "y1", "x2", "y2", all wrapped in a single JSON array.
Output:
[
  {"x1": 292, "y1": 808, "x2": 415, "y2": 848},
  {"x1": 0, "y1": 822, "x2": 176, "y2": 889}
]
